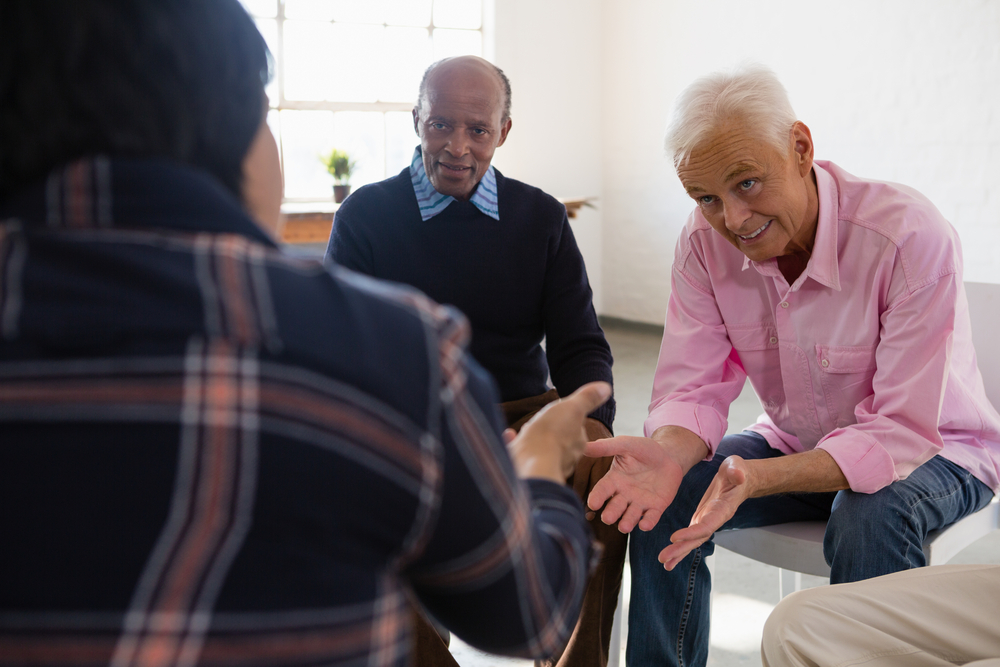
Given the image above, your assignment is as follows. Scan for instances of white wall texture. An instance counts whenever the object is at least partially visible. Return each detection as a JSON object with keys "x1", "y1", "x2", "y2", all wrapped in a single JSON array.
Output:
[
  {"x1": 490, "y1": 1, "x2": 1000, "y2": 323},
  {"x1": 490, "y1": 0, "x2": 607, "y2": 310},
  {"x1": 599, "y1": 0, "x2": 1000, "y2": 323}
]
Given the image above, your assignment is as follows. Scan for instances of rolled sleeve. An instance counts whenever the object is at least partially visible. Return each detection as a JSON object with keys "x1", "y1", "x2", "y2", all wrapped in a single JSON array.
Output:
[
  {"x1": 817, "y1": 275, "x2": 957, "y2": 493},
  {"x1": 643, "y1": 240, "x2": 747, "y2": 456}
]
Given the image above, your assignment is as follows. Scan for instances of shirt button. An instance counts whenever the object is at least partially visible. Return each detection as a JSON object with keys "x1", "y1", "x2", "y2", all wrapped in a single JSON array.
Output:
[
  {"x1": 821, "y1": 359, "x2": 830, "y2": 368},
  {"x1": 780, "y1": 302, "x2": 789, "y2": 309},
  {"x1": 769, "y1": 336, "x2": 778, "y2": 345}
]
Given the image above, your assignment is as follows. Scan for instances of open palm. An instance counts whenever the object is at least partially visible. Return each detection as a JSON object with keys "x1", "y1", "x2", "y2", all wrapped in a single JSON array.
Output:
[
  {"x1": 584, "y1": 435, "x2": 686, "y2": 533},
  {"x1": 659, "y1": 455, "x2": 751, "y2": 570}
]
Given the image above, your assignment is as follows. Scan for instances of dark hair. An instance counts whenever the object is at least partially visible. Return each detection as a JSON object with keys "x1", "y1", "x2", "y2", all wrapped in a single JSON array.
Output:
[
  {"x1": 417, "y1": 58, "x2": 512, "y2": 122},
  {"x1": 0, "y1": 0, "x2": 271, "y2": 201}
]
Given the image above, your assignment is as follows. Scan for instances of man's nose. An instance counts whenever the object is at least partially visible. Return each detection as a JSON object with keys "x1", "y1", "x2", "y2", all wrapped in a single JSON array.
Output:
[
  {"x1": 723, "y1": 198, "x2": 752, "y2": 233},
  {"x1": 445, "y1": 131, "x2": 469, "y2": 157}
]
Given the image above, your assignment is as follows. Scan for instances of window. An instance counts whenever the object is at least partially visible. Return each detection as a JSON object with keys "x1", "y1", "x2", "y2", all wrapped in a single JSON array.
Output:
[{"x1": 240, "y1": 0, "x2": 486, "y2": 204}]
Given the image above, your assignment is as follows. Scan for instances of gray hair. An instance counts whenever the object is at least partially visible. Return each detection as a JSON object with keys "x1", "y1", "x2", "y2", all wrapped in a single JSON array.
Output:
[
  {"x1": 416, "y1": 58, "x2": 512, "y2": 122},
  {"x1": 664, "y1": 64, "x2": 797, "y2": 167}
]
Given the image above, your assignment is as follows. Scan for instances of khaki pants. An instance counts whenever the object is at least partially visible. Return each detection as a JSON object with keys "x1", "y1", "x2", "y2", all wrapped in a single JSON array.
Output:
[
  {"x1": 762, "y1": 564, "x2": 1000, "y2": 667},
  {"x1": 414, "y1": 389, "x2": 627, "y2": 667}
]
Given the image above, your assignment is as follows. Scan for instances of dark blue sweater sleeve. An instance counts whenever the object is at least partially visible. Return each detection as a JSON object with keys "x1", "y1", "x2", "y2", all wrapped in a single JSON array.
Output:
[
  {"x1": 541, "y1": 212, "x2": 616, "y2": 431},
  {"x1": 325, "y1": 202, "x2": 373, "y2": 274},
  {"x1": 406, "y1": 310, "x2": 595, "y2": 658}
]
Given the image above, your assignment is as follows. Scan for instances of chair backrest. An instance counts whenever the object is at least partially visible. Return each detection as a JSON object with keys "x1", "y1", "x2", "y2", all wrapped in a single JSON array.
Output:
[{"x1": 965, "y1": 281, "x2": 1000, "y2": 411}]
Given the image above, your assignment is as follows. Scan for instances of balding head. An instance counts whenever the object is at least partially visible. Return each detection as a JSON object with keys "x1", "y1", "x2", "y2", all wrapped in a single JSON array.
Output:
[
  {"x1": 411, "y1": 55, "x2": 513, "y2": 201},
  {"x1": 417, "y1": 56, "x2": 512, "y2": 123}
]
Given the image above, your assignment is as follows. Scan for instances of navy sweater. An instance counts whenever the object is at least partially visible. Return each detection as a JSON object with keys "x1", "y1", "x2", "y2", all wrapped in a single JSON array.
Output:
[{"x1": 326, "y1": 167, "x2": 615, "y2": 430}]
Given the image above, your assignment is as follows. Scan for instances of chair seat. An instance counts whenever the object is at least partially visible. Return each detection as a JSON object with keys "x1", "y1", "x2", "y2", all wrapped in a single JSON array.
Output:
[
  {"x1": 714, "y1": 521, "x2": 831, "y2": 577},
  {"x1": 713, "y1": 496, "x2": 1000, "y2": 581}
]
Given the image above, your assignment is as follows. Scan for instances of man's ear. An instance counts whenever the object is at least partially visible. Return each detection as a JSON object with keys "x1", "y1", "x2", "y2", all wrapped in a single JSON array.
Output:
[
  {"x1": 791, "y1": 121, "x2": 814, "y2": 176},
  {"x1": 497, "y1": 117, "x2": 512, "y2": 147},
  {"x1": 412, "y1": 106, "x2": 420, "y2": 136}
]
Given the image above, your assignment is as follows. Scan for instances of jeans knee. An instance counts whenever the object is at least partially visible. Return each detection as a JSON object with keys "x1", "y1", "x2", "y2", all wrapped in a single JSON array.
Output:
[
  {"x1": 826, "y1": 488, "x2": 909, "y2": 542},
  {"x1": 823, "y1": 489, "x2": 925, "y2": 579}
]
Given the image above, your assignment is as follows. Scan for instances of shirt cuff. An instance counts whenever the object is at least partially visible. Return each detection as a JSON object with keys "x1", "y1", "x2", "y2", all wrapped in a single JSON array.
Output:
[{"x1": 816, "y1": 430, "x2": 899, "y2": 494}]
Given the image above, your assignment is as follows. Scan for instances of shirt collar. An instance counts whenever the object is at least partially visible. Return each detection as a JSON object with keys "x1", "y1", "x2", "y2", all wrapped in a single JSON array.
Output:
[
  {"x1": 409, "y1": 146, "x2": 500, "y2": 221},
  {"x1": 742, "y1": 162, "x2": 841, "y2": 292}
]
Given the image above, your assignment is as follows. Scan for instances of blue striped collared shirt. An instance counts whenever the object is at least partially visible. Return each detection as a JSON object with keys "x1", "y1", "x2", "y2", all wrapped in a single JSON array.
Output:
[{"x1": 409, "y1": 146, "x2": 500, "y2": 221}]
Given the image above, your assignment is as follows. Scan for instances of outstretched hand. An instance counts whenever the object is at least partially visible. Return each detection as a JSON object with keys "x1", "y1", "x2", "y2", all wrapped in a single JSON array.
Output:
[
  {"x1": 583, "y1": 436, "x2": 687, "y2": 533},
  {"x1": 659, "y1": 455, "x2": 751, "y2": 570},
  {"x1": 507, "y1": 382, "x2": 612, "y2": 483}
]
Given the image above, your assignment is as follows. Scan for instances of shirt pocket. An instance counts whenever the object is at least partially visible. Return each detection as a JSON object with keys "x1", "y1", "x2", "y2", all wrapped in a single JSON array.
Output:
[
  {"x1": 726, "y1": 323, "x2": 783, "y2": 412},
  {"x1": 815, "y1": 344, "x2": 877, "y2": 428}
]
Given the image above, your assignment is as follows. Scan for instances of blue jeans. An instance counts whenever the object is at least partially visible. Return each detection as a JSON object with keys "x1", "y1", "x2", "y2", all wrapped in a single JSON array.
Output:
[{"x1": 626, "y1": 431, "x2": 995, "y2": 667}]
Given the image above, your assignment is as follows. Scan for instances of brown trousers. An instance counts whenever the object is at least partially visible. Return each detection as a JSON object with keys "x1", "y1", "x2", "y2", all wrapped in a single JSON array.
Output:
[{"x1": 413, "y1": 389, "x2": 628, "y2": 667}]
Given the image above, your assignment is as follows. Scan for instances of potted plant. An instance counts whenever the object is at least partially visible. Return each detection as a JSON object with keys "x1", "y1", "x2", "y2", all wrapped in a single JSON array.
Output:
[{"x1": 320, "y1": 148, "x2": 357, "y2": 203}]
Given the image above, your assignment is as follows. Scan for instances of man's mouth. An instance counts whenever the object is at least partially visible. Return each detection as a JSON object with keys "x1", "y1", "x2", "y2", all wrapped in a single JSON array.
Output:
[
  {"x1": 438, "y1": 162, "x2": 471, "y2": 174},
  {"x1": 738, "y1": 220, "x2": 771, "y2": 241}
]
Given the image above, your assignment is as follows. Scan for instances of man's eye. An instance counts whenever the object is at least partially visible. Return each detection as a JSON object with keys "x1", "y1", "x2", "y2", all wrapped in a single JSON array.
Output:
[
  {"x1": 739, "y1": 179, "x2": 756, "y2": 191},
  {"x1": 471, "y1": 128, "x2": 487, "y2": 135},
  {"x1": 699, "y1": 195, "x2": 716, "y2": 205},
  {"x1": 431, "y1": 123, "x2": 447, "y2": 130}
]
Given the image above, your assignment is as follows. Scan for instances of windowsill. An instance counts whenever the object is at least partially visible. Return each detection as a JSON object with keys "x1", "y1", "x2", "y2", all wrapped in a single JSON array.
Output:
[
  {"x1": 278, "y1": 197, "x2": 598, "y2": 245},
  {"x1": 279, "y1": 203, "x2": 338, "y2": 244}
]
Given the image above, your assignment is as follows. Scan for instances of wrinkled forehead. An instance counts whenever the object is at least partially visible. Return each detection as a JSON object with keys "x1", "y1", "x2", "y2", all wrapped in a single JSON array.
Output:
[{"x1": 677, "y1": 125, "x2": 784, "y2": 190}]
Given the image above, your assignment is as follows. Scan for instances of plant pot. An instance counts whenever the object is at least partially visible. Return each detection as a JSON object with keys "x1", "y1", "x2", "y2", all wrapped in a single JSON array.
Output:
[{"x1": 333, "y1": 184, "x2": 352, "y2": 203}]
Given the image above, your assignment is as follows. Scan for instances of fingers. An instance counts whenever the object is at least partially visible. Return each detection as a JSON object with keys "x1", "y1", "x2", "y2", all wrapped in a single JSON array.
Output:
[
  {"x1": 587, "y1": 476, "x2": 614, "y2": 512},
  {"x1": 617, "y1": 502, "x2": 646, "y2": 534},
  {"x1": 584, "y1": 438, "x2": 619, "y2": 458},
  {"x1": 502, "y1": 428, "x2": 517, "y2": 445},
  {"x1": 636, "y1": 507, "x2": 664, "y2": 532},
  {"x1": 561, "y1": 381, "x2": 612, "y2": 419},
  {"x1": 600, "y1": 493, "x2": 630, "y2": 527},
  {"x1": 659, "y1": 540, "x2": 701, "y2": 571},
  {"x1": 670, "y1": 521, "x2": 715, "y2": 545}
]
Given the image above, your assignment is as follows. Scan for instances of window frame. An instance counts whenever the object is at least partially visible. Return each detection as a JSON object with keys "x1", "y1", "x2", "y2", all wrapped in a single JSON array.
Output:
[{"x1": 244, "y1": 0, "x2": 488, "y2": 205}]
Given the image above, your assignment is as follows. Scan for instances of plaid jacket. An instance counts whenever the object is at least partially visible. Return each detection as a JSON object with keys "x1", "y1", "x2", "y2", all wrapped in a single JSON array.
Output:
[{"x1": 0, "y1": 157, "x2": 595, "y2": 666}]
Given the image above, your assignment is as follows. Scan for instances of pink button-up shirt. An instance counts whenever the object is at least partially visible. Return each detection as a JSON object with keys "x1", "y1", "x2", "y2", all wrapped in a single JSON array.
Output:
[{"x1": 646, "y1": 160, "x2": 1000, "y2": 494}]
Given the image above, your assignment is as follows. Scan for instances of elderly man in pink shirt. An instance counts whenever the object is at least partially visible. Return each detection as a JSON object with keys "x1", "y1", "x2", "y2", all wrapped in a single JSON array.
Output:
[{"x1": 586, "y1": 65, "x2": 1000, "y2": 667}]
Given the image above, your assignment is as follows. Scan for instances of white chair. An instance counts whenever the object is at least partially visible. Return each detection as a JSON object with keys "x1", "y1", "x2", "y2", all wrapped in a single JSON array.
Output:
[
  {"x1": 713, "y1": 280, "x2": 1000, "y2": 598},
  {"x1": 607, "y1": 282, "x2": 1000, "y2": 667}
]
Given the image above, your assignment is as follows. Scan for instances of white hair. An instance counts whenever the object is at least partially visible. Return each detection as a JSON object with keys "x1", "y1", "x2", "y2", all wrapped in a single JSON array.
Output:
[{"x1": 664, "y1": 64, "x2": 798, "y2": 167}]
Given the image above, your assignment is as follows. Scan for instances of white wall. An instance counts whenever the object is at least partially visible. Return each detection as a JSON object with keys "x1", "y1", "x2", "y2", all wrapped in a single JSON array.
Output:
[
  {"x1": 489, "y1": 0, "x2": 606, "y2": 310},
  {"x1": 599, "y1": 0, "x2": 1000, "y2": 323}
]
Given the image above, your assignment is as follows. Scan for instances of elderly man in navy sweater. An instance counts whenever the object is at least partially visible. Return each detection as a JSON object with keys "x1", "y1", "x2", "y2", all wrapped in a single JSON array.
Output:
[{"x1": 326, "y1": 55, "x2": 625, "y2": 667}]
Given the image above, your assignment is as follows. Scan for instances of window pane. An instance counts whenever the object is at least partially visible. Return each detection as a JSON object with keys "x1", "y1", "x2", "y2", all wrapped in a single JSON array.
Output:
[
  {"x1": 432, "y1": 28, "x2": 482, "y2": 60},
  {"x1": 385, "y1": 0, "x2": 432, "y2": 27},
  {"x1": 239, "y1": 0, "x2": 276, "y2": 18},
  {"x1": 328, "y1": 24, "x2": 385, "y2": 102},
  {"x1": 332, "y1": 112, "x2": 386, "y2": 188},
  {"x1": 386, "y1": 112, "x2": 418, "y2": 177},
  {"x1": 330, "y1": 0, "x2": 385, "y2": 24},
  {"x1": 433, "y1": 0, "x2": 481, "y2": 29},
  {"x1": 254, "y1": 18, "x2": 279, "y2": 104},
  {"x1": 283, "y1": 0, "x2": 336, "y2": 21},
  {"x1": 280, "y1": 110, "x2": 336, "y2": 199},
  {"x1": 380, "y1": 27, "x2": 431, "y2": 103},
  {"x1": 283, "y1": 21, "x2": 336, "y2": 101}
]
